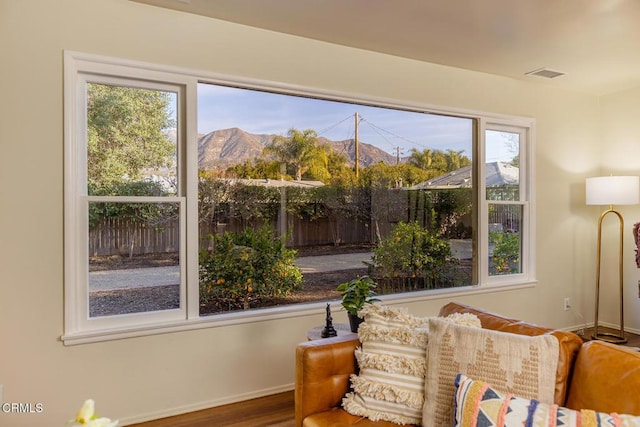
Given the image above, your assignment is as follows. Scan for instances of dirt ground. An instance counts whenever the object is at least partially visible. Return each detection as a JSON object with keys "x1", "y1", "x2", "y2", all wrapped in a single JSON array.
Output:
[
  {"x1": 89, "y1": 252, "x2": 181, "y2": 272},
  {"x1": 88, "y1": 245, "x2": 372, "y2": 317},
  {"x1": 88, "y1": 245, "x2": 472, "y2": 317},
  {"x1": 89, "y1": 244, "x2": 372, "y2": 271},
  {"x1": 89, "y1": 268, "x2": 368, "y2": 317}
]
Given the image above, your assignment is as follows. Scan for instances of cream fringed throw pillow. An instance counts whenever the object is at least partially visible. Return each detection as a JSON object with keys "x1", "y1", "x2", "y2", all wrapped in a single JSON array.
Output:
[
  {"x1": 342, "y1": 305, "x2": 429, "y2": 425},
  {"x1": 342, "y1": 305, "x2": 481, "y2": 426},
  {"x1": 423, "y1": 318, "x2": 559, "y2": 427}
]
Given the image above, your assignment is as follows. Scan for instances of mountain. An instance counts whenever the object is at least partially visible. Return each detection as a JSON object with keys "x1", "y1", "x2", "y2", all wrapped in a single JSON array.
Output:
[
  {"x1": 323, "y1": 137, "x2": 398, "y2": 166},
  {"x1": 197, "y1": 127, "x2": 398, "y2": 170},
  {"x1": 198, "y1": 128, "x2": 273, "y2": 170}
]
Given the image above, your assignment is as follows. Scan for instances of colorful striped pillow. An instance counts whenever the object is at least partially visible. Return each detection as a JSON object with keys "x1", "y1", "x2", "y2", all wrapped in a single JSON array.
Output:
[{"x1": 453, "y1": 374, "x2": 640, "y2": 427}]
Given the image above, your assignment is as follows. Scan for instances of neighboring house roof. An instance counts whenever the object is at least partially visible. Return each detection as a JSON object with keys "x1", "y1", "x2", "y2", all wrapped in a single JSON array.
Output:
[
  {"x1": 219, "y1": 178, "x2": 325, "y2": 188},
  {"x1": 485, "y1": 162, "x2": 519, "y2": 187},
  {"x1": 408, "y1": 162, "x2": 518, "y2": 190}
]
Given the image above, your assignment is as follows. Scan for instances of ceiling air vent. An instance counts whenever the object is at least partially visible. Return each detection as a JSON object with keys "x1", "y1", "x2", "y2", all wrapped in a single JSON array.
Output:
[{"x1": 525, "y1": 68, "x2": 565, "y2": 79}]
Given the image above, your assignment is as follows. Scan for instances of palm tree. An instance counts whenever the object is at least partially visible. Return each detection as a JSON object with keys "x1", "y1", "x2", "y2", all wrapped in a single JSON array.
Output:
[
  {"x1": 444, "y1": 149, "x2": 470, "y2": 172},
  {"x1": 408, "y1": 148, "x2": 433, "y2": 170},
  {"x1": 409, "y1": 147, "x2": 471, "y2": 174},
  {"x1": 264, "y1": 128, "x2": 327, "y2": 181}
]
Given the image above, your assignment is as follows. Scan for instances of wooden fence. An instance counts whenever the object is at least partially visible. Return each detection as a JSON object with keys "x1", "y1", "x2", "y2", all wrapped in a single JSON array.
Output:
[
  {"x1": 89, "y1": 189, "x2": 517, "y2": 257},
  {"x1": 89, "y1": 217, "x2": 180, "y2": 257},
  {"x1": 199, "y1": 216, "x2": 370, "y2": 247},
  {"x1": 488, "y1": 204, "x2": 521, "y2": 232},
  {"x1": 90, "y1": 214, "x2": 371, "y2": 257}
]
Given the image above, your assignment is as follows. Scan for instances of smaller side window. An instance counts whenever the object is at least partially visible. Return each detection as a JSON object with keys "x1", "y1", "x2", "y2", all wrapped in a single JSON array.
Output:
[
  {"x1": 65, "y1": 55, "x2": 189, "y2": 338},
  {"x1": 484, "y1": 126, "x2": 528, "y2": 279}
]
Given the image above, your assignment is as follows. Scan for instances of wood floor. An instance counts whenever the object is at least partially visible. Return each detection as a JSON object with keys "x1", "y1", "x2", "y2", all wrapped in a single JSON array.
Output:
[
  {"x1": 126, "y1": 391, "x2": 295, "y2": 427},
  {"x1": 576, "y1": 326, "x2": 640, "y2": 348}
]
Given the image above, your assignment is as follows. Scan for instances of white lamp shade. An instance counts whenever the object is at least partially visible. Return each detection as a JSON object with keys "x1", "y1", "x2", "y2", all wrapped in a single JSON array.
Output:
[{"x1": 586, "y1": 176, "x2": 640, "y2": 205}]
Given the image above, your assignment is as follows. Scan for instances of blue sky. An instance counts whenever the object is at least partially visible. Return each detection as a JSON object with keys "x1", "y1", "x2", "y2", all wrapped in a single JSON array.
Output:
[{"x1": 196, "y1": 83, "x2": 518, "y2": 162}]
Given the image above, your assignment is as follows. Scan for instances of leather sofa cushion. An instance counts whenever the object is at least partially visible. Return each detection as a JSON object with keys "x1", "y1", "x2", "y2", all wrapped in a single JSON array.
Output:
[
  {"x1": 565, "y1": 340, "x2": 640, "y2": 415},
  {"x1": 295, "y1": 335, "x2": 359, "y2": 426}
]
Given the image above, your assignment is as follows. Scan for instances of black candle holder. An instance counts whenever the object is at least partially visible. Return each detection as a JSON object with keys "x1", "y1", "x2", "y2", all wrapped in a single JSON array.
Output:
[{"x1": 321, "y1": 303, "x2": 338, "y2": 338}]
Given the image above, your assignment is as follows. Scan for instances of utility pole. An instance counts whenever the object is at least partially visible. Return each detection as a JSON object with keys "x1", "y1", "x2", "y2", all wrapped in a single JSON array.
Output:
[
  {"x1": 395, "y1": 146, "x2": 403, "y2": 165},
  {"x1": 354, "y1": 112, "x2": 359, "y2": 178}
]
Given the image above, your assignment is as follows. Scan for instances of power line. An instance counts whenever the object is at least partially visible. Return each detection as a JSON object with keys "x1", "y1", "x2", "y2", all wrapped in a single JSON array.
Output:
[
  {"x1": 359, "y1": 117, "x2": 394, "y2": 149},
  {"x1": 317, "y1": 114, "x2": 354, "y2": 138},
  {"x1": 357, "y1": 115, "x2": 439, "y2": 156},
  {"x1": 319, "y1": 112, "x2": 438, "y2": 162},
  {"x1": 359, "y1": 116, "x2": 424, "y2": 148}
]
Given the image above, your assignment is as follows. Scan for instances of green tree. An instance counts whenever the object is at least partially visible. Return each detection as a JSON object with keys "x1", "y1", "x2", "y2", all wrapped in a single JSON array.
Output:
[
  {"x1": 87, "y1": 83, "x2": 175, "y2": 191},
  {"x1": 226, "y1": 158, "x2": 281, "y2": 179},
  {"x1": 408, "y1": 148, "x2": 471, "y2": 175},
  {"x1": 444, "y1": 149, "x2": 471, "y2": 171},
  {"x1": 360, "y1": 162, "x2": 402, "y2": 188},
  {"x1": 408, "y1": 148, "x2": 434, "y2": 170},
  {"x1": 263, "y1": 128, "x2": 329, "y2": 181},
  {"x1": 326, "y1": 151, "x2": 355, "y2": 186},
  {"x1": 360, "y1": 162, "x2": 430, "y2": 188}
]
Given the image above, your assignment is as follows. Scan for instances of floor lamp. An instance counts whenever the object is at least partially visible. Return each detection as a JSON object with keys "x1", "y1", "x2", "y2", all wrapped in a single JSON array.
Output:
[{"x1": 586, "y1": 175, "x2": 640, "y2": 344}]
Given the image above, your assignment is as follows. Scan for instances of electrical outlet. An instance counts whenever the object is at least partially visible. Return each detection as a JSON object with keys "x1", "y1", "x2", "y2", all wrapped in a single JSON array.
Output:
[{"x1": 563, "y1": 297, "x2": 570, "y2": 311}]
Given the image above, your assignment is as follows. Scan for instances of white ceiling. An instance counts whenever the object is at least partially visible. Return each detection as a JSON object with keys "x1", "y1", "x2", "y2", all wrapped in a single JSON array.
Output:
[{"x1": 132, "y1": 0, "x2": 640, "y2": 96}]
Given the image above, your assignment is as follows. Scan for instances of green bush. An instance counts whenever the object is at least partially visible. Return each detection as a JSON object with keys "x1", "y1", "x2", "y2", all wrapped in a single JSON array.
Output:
[
  {"x1": 88, "y1": 180, "x2": 177, "y2": 229},
  {"x1": 199, "y1": 226, "x2": 303, "y2": 312},
  {"x1": 489, "y1": 231, "x2": 521, "y2": 275},
  {"x1": 372, "y1": 221, "x2": 461, "y2": 289}
]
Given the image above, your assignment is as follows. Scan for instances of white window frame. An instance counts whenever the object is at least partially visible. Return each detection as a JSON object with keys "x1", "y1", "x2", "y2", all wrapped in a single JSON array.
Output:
[
  {"x1": 63, "y1": 51, "x2": 536, "y2": 345},
  {"x1": 479, "y1": 121, "x2": 535, "y2": 286},
  {"x1": 64, "y1": 53, "x2": 196, "y2": 339}
]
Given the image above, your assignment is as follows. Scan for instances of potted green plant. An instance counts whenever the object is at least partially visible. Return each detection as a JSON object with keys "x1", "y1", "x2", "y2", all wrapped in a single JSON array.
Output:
[{"x1": 336, "y1": 275, "x2": 380, "y2": 332}]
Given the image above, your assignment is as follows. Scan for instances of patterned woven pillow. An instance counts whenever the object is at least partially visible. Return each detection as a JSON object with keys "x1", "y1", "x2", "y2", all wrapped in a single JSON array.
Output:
[
  {"x1": 342, "y1": 305, "x2": 481, "y2": 426},
  {"x1": 423, "y1": 318, "x2": 559, "y2": 427},
  {"x1": 453, "y1": 374, "x2": 640, "y2": 426}
]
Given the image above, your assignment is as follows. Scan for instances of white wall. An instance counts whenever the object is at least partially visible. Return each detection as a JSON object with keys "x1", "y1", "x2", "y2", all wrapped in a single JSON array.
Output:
[
  {"x1": 600, "y1": 88, "x2": 640, "y2": 336},
  {"x1": 0, "y1": 0, "x2": 609, "y2": 425}
]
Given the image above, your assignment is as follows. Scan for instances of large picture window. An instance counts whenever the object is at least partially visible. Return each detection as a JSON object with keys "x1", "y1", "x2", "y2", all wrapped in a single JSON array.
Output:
[
  {"x1": 64, "y1": 52, "x2": 534, "y2": 343},
  {"x1": 196, "y1": 83, "x2": 478, "y2": 315}
]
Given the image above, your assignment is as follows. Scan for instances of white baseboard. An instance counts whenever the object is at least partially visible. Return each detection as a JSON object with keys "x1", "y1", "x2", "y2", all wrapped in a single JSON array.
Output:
[
  {"x1": 119, "y1": 383, "x2": 295, "y2": 426},
  {"x1": 560, "y1": 321, "x2": 640, "y2": 337}
]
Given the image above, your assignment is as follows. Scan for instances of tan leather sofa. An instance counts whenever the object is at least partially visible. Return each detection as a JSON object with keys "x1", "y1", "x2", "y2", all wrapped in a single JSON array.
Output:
[{"x1": 295, "y1": 302, "x2": 640, "y2": 427}]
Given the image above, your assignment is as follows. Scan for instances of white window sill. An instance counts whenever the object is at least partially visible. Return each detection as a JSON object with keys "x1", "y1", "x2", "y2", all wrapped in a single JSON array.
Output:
[{"x1": 61, "y1": 280, "x2": 536, "y2": 345}]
